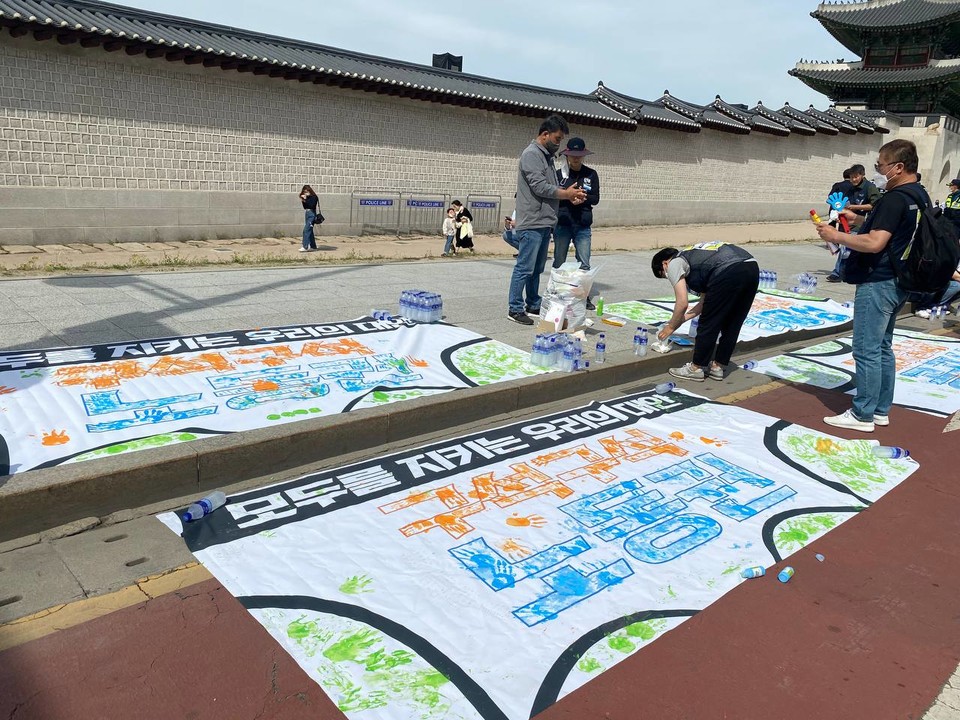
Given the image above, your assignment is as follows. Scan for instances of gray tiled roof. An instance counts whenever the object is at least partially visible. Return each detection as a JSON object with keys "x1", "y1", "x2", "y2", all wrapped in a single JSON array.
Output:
[
  {"x1": 804, "y1": 105, "x2": 859, "y2": 133},
  {"x1": 778, "y1": 104, "x2": 841, "y2": 134},
  {"x1": 593, "y1": 85, "x2": 702, "y2": 133},
  {"x1": 825, "y1": 106, "x2": 879, "y2": 132},
  {"x1": 711, "y1": 97, "x2": 791, "y2": 136},
  {"x1": 791, "y1": 60, "x2": 960, "y2": 86},
  {"x1": 657, "y1": 92, "x2": 752, "y2": 134},
  {"x1": 0, "y1": 0, "x2": 635, "y2": 128},
  {"x1": 813, "y1": 0, "x2": 960, "y2": 28},
  {"x1": 749, "y1": 103, "x2": 819, "y2": 135}
]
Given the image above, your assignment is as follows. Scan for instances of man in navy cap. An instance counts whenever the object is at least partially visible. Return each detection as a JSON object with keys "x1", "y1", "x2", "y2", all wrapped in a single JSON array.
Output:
[{"x1": 554, "y1": 137, "x2": 601, "y2": 309}]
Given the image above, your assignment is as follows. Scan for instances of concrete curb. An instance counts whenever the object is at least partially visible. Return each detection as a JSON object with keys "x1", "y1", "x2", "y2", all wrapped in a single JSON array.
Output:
[{"x1": 0, "y1": 319, "x2": 854, "y2": 542}]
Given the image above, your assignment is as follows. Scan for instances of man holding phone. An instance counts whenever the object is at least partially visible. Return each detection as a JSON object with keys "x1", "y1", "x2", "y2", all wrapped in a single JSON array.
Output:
[{"x1": 554, "y1": 137, "x2": 600, "y2": 309}]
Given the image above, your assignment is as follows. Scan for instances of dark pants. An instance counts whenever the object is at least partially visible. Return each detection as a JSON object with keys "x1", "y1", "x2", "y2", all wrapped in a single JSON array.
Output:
[{"x1": 693, "y1": 261, "x2": 759, "y2": 368}]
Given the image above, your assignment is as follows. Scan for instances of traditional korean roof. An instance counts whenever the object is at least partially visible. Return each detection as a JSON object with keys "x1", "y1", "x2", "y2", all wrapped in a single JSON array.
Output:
[
  {"x1": 710, "y1": 96, "x2": 791, "y2": 136},
  {"x1": 593, "y1": 85, "x2": 702, "y2": 133},
  {"x1": 749, "y1": 102, "x2": 820, "y2": 135},
  {"x1": 656, "y1": 92, "x2": 752, "y2": 134},
  {"x1": 778, "y1": 103, "x2": 841, "y2": 134},
  {"x1": 0, "y1": 0, "x2": 635, "y2": 129},
  {"x1": 790, "y1": 59, "x2": 960, "y2": 103},
  {"x1": 811, "y1": 1, "x2": 960, "y2": 54}
]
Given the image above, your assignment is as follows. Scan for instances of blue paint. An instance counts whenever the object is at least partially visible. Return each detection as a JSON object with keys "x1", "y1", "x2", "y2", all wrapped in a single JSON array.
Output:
[
  {"x1": 450, "y1": 535, "x2": 590, "y2": 591},
  {"x1": 901, "y1": 350, "x2": 960, "y2": 388},
  {"x1": 623, "y1": 513, "x2": 722, "y2": 564},
  {"x1": 86, "y1": 405, "x2": 217, "y2": 432},
  {"x1": 512, "y1": 560, "x2": 634, "y2": 626}
]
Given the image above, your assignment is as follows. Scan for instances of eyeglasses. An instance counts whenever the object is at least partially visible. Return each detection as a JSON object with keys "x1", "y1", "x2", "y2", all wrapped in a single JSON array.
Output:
[{"x1": 874, "y1": 161, "x2": 900, "y2": 172}]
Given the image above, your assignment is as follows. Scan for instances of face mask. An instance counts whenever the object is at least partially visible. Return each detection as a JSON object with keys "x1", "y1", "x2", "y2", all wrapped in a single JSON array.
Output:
[{"x1": 544, "y1": 140, "x2": 560, "y2": 154}]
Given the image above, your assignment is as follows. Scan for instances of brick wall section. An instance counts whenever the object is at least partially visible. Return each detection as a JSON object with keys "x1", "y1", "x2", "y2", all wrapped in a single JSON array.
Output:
[{"x1": 0, "y1": 31, "x2": 885, "y2": 244}]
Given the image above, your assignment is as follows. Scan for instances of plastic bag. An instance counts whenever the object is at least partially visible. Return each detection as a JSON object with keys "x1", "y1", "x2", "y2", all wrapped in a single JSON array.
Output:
[{"x1": 539, "y1": 262, "x2": 599, "y2": 331}]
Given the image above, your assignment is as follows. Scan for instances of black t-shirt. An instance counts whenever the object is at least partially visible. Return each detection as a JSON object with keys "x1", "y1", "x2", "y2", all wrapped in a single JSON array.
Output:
[
  {"x1": 301, "y1": 194, "x2": 319, "y2": 212},
  {"x1": 845, "y1": 182, "x2": 928, "y2": 284}
]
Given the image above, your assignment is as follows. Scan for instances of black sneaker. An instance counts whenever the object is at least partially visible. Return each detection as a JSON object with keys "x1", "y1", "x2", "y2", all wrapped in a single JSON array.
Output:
[
  {"x1": 585, "y1": 298, "x2": 596, "y2": 311},
  {"x1": 509, "y1": 311, "x2": 534, "y2": 325},
  {"x1": 525, "y1": 306, "x2": 541, "y2": 315},
  {"x1": 826, "y1": 274, "x2": 841, "y2": 283}
]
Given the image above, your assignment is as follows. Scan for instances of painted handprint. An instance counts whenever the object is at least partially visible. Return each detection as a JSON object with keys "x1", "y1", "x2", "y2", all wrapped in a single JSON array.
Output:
[{"x1": 506, "y1": 513, "x2": 547, "y2": 528}]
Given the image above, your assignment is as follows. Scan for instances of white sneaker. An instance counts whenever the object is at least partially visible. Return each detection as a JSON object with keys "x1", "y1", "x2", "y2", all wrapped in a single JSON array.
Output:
[
  {"x1": 824, "y1": 409, "x2": 874, "y2": 433},
  {"x1": 707, "y1": 364, "x2": 725, "y2": 381},
  {"x1": 874, "y1": 414, "x2": 889, "y2": 427},
  {"x1": 668, "y1": 363, "x2": 705, "y2": 382},
  {"x1": 298, "y1": 247, "x2": 309, "y2": 253},
  {"x1": 915, "y1": 308, "x2": 931, "y2": 319}
]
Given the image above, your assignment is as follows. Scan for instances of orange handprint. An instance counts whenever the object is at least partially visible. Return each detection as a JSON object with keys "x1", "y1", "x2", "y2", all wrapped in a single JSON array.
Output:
[{"x1": 506, "y1": 513, "x2": 547, "y2": 528}]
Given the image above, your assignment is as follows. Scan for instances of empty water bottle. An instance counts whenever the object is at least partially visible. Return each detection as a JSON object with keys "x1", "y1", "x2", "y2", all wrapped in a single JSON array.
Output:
[
  {"x1": 841, "y1": 301, "x2": 853, "y2": 309},
  {"x1": 777, "y1": 566, "x2": 795, "y2": 583},
  {"x1": 688, "y1": 316, "x2": 699, "y2": 339},
  {"x1": 741, "y1": 566, "x2": 765, "y2": 579},
  {"x1": 183, "y1": 490, "x2": 226, "y2": 522},
  {"x1": 873, "y1": 445, "x2": 910, "y2": 459},
  {"x1": 742, "y1": 360, "x2": 758, "y2": 371},
  {"x1": 655, "y1": 381, "x2": 676, "y2": 394},
  {"x1": 595, "y1": 333, "x2": 606, "y2": 364}
]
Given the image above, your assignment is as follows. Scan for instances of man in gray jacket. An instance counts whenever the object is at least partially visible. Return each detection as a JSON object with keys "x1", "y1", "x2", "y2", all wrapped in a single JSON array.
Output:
[{"x1": 508, "y1": 115, "x2": 587, "y2": 324}]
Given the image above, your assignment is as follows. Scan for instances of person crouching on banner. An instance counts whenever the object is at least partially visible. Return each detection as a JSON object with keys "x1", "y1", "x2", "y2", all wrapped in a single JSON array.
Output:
[{"x1": 650, "y1": 242, "x2": 760, "y2": 382}]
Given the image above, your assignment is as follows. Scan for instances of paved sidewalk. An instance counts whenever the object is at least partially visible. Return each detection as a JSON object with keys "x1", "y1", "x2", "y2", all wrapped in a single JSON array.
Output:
[{"x1": 0, "y1": 220, "x2": 816, "y2": 274}]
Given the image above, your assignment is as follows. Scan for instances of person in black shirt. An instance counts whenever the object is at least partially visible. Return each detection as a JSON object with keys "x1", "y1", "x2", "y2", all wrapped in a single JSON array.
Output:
[
  {"x1": 825, "y1": 169, "x2": 855, "y2": 282},
  {"x1": 553, "y1": 137, "x2": 601, "y2": 309},
  {"x1": 650, "y1": 242, "x2": 759, "y2": 382},
  {"x1": 299, "y1": 184, "x2": 319, "y2": 252},
  {"x1": 815, "y1": 139, "x2": 926, "y2": 432}
]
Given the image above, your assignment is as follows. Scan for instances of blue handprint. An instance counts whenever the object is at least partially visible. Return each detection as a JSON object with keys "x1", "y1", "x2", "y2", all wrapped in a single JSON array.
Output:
[{"x1": 827, "y1": 192, "x2": 849, "y2": 212}]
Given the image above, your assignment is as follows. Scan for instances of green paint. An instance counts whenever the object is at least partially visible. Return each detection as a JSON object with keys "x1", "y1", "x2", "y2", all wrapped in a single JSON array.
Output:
[
  {"x1": 577, "y1": 657, "x2": 603, "y2": 673},
  {"x1": 666, "y1": 585, "x2": 678, "y2": 599},
  {"x1": 624, "y1": 621, "x2": 658, "y2": 641},
  {"x1": 770, "y1": 356, "x2": 849, "y2": 387},
  {"x1": 607, "y1": 635, "x2": 636, "y2": 653},
  {"x1": 72, "y1": 432, "x2": 199, "y2": 461},
  {"x1": 798, "y1": 340, "x2": 845, "y2": 356},
  {"x1": 783, "y1": 431, "x2": 901, "y2": 493},
  {"x1": 454, "y1": 340, "x2": 548, "y2": 384},
  {"x1": 721, "y1": 564, "x2": 741, "y2": 576},
  {"x1": 368, "y1": 389, "x2": 428, "y2": 405},
  {"x1": 288, "y1": 618, "x2": 319, "y2": 640},
  {"x1": 339, "y1": 574, "x2": 374, "y2": 594},
  {"x1": 257, "y1": 529, "x2": 277, "y2": 539},
  {"x1": 323, "y1": 629, "x2": 381, "y2": 663},
  {"x1": 776, "y1": 514, "x2": 839, "y2": 553},
  {"x1": 267, "y1": 407, "x2": 322, "y2": 420},
  {"x1": 604, "y1": 301, "x2": 673, "y2": 324}
]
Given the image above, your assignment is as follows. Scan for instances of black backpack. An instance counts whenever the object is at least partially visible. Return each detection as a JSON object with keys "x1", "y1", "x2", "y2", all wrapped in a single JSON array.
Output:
[{"x1": 885, "y1": 185, "x2": 960, "y2": 295}]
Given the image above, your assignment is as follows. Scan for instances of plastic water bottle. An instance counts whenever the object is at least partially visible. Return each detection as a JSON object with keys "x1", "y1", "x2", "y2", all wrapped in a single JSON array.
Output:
[
  {"x1": 183, "y1": 491, "x2": 226, "y2": 522},
  {"x1": 633, "y1": 327, "x2": 642, "y2": 355},
  {"x1": 777, "y1": 566, "x2": 795, "y2": 583},
  {"x1": 741, "y1": 566, "x2": 765, "y2": 579},
  {"x1": 841, "y1": 301, "x2": 853, "y2": 309},
  {"x1": 655, "y1": 381, "x2": 676, "y2": 394},
  {"x1": 688, "y1": 316, "x2": 699, "y2": 339},
  {"x1": 595, "y1": 333, "x2": 606, "y2": 364},
  {"x1": 873, "y1": 446, "x2": 910, "y2": 459},
  {"x1": 815, "y1": 553, "x2": 825, "y2": 562},
  {"x1": 548, "y1": 336, "x2": 559, "y2": 367},
  {"x1": 742, "y1": 360, "x2": 758, "y2": 371},
  {"x1": 811, "y1": 275, "x2": 818, "y2": 294},
  {"x1": 596, "y1": 296, "x2": 604, "y2": 316},
  {"x1": 573, "y1": 338, "x2": 584, "y2": 371},
  {"x1": 771, "y1": 270, "x2": 778, "y2": 289},
  {"x1": 562, "y1": 340, "x2": 576, "y2": 372},
  {"x1": 637, "y1": 329, "x2": 648, "y2": 357}
]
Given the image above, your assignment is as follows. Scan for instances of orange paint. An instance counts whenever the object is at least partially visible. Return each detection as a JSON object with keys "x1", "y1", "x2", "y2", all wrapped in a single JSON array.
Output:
[
  {"x1": 0, "y1": 386, "x2": 15, "y2": 395},
  {"x1": 506, "y1": 514, "x2": 546, "y2": 528},
  {"x1": 252, "y1": 379, "x2": 280, "y2": 391},
  {"x1": 499, "y1": 539, "x2": 534, "y2": 558},
  {"x1": 231, "y1": 339, "x2": 375, "y2": 366},
  {"x1": 815, "y1": 437, "x2": 841, "y2": 455},
  {"x1": 669, "y1": 431, "x2": 685, "y2": 441},
  {"x1": 41, "y1": 430, "x2": 70, "y2": 446},
  {"x1": 405, "y1": 356, "x2": 429, "y2": 368}
]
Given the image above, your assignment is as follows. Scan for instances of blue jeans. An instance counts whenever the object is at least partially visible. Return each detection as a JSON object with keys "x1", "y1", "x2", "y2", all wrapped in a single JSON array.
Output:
[
  {"x1": 851, "y1": 278, "x2": 908, "y2": 421},
  {"x1": 444, "y1": 234, "x2": 455, "y2": 254},
  {"x1": 553, "y1": 225, "x2": 591, "y2": 269},
  {"x1": 303, "y1": 210, "x2": 317, "y2": 249},
  {"x1": 918, "y1": 279, "x2": 960, "y2": 308},
  {"x1": 502, "y1": 229, "x2": 519, "y2": 250},
  {"x1": 509, "y1": 227, "x2": 552, "y2": 313}
]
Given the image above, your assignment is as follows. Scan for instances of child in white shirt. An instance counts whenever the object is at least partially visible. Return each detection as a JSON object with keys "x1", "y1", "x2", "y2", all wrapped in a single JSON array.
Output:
[{"x1": 442, "y1": 208, "x2": 457, "y2": 256}]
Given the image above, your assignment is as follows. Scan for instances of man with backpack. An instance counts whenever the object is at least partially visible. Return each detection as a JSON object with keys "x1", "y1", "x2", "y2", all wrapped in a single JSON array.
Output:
[{"x1": 815, "y1": 139, "x2": 959, "y2": 432}]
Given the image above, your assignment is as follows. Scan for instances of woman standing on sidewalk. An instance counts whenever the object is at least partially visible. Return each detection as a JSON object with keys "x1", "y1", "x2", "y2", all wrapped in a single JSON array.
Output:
[{"x1": 299, "y1": 185, "x2": 319, "y2": 252}]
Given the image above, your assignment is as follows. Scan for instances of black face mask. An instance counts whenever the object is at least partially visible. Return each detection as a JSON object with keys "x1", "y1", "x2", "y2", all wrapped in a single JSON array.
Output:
[{"x1": 544, "y1": 140, "x2": 560, "y2": 155}]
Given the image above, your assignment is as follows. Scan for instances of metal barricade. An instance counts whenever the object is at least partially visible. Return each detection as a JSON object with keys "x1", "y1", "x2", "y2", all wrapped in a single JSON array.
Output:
[
  {"x1": 400, "y1": 192, "x2": 451, "y2": 236},
  {"x1": 466, "y1": 194, "x2": 502, "y2": 234},
  {"x1": 349, "y1": 190, "x2": 401, "y2": 236}
]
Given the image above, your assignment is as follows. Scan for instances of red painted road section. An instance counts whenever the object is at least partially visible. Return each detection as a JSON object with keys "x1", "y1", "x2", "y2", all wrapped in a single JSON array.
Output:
[{"x1": 1, "y1": 384, "x2": 958, "y2": 720}]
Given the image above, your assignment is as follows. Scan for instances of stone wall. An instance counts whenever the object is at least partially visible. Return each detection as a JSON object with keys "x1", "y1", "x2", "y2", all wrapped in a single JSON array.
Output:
[{"x1": 0, "y1": 30, "x2": 886, "y2": 244}]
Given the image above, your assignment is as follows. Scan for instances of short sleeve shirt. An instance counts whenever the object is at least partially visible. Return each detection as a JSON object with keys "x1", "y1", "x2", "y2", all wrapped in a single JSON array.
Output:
[{"x1": 666, "y1": 257, "x2": 690, "y2": 287}]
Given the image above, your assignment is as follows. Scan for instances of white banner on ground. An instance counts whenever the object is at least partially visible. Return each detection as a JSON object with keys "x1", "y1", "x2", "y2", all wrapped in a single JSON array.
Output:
[
  {"x1": 606, "y1": 290, "x2": 853, "y2": 342},
  {"x1": 0, "y1": 319, "x2": 545, "y2": 475},
  {"x1": 159, "y1": 390, "x2": 916, "y2": 720},
  {"x1": 751, "y1": 329, "x2": 960, "y2": 416}
]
